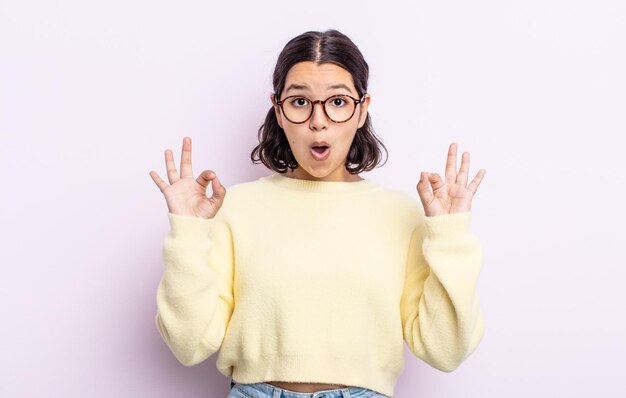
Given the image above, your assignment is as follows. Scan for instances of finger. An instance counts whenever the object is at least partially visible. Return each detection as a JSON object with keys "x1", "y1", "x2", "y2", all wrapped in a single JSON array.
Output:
[
  {"x1": 416, "y1": 172, "x2": 434, "y2": 208},
  {"x1": 149, "y1": 170, "x2": 169, "y2": 193},
  {"x1": 165, "y1": 149, "x2": 180, "y2": 185},
  {"x1": 467, "y1": 168, "x2": 486, "y2": 195},
  {"x1": 457, "y1": 152, "x2": 470, "y2": 186},
  {"x1": 180, "y1": 136, "x2": 193, "y2": 179},
  {"x1": 196, "y1": 169, "x2": 216, "y2": 190},
  {"x1": 427, "y1": 172, "x2": 445, "y2": 191},
  {"x1": 445, "y1": 143, "x2": 457, "y2": 185}
]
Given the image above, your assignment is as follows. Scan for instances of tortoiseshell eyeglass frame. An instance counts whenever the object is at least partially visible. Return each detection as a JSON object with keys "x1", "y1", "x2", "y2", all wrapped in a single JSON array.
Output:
[{"x1": 274, "y1": 93, "x2": 367, "y2": 124}]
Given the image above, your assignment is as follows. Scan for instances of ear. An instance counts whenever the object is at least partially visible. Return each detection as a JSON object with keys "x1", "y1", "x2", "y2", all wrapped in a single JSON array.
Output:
[
  {"x1": 271, "y1": 93, "x2": 284, "y2": 129},
  {"x1": 356, "y1": 93, "x2": 371, "y2": 129}
]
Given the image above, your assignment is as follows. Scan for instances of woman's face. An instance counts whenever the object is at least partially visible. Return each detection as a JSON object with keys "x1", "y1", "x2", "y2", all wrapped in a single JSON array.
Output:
[{"x1": 272, "y1": 61, "x2": 371, "y2": 182}]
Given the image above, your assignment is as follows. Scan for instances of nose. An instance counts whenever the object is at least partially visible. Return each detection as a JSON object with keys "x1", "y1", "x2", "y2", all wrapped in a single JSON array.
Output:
[{"x1": 308, "y1": 101, "x2": 328, "y2": 130}]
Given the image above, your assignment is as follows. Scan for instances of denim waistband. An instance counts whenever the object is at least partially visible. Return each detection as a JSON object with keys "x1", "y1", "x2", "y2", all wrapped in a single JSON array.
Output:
[{"x1": 230, "y1": 379, "x2": 384, "y2": 398}]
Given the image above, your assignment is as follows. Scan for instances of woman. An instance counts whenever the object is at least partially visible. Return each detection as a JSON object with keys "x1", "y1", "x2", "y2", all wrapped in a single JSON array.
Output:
[{"x1": 149, "y1": 29, "x2": 486, "y2": 398}]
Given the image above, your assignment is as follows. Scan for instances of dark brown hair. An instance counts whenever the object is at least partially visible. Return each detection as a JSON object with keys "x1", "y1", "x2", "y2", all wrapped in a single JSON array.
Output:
[{"x1": 250, "y1": 29, "x2": 388, "y2": 174}]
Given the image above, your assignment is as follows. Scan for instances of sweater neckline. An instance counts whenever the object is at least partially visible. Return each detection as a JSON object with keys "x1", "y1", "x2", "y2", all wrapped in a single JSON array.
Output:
[{"x1": 260, "y1": 173, "x2": 381, "y2": 193}]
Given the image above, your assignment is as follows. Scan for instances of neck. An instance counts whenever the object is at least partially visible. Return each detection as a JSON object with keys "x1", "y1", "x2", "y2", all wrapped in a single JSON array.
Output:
[
  {"x1": 282, "y1": 168, "x2": 363, "y2": 183},
  {"x1": 261, "y1": 172, "x2": 379, "y2": 193}
]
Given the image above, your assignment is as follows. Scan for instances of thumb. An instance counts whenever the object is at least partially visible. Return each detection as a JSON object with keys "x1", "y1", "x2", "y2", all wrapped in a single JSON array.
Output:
[
  {"x1": 416, "y1": 172, "x2": 433, "y2": 208},
  {"x1": 209, "y1": 174, "x2": 226, "y2": 201}
]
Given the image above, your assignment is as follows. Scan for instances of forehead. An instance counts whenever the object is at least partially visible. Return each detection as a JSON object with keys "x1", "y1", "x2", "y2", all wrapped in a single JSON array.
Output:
[{"x1": 284, "y1": 61, "x2": 357, "y2": 94}]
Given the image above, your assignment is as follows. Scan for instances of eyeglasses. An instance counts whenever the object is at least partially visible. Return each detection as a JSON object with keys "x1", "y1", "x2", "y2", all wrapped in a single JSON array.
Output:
[{"x1": 275, "y1": 93, "x2": 366, "y2": 124}]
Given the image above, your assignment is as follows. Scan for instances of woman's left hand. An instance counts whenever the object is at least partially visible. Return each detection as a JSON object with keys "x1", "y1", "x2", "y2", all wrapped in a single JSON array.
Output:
[{"x1": 416, "y1": 143, "x2": 486, "y2": 217}]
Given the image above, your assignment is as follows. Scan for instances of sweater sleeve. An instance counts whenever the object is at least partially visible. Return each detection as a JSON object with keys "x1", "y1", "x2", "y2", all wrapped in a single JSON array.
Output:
[
  {"x1": 154, "y1": 212, "x2": 235, "y2": 366},
  {"x1": 400, "y1": 210, "x2": 485, "y2": 372}
]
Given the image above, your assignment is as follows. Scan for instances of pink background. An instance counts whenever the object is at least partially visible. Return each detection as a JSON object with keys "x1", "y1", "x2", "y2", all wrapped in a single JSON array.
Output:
[{"x1": 1, "y1": 0, "x2": 624, "y2": 396}]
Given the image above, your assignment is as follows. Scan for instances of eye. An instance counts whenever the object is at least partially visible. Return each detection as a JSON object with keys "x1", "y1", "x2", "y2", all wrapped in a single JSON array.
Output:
[
  {"x1": 289, "y1": 97, "x2": 309, "y2": 107},
  {"x1": 329, "y1": 96, "x2": 348, "y2": 107}
]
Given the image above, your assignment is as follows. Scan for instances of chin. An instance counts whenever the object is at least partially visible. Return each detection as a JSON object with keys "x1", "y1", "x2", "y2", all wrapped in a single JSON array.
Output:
[{"x1": 294, "y1": 165, "x2": 330, "y2": 180}]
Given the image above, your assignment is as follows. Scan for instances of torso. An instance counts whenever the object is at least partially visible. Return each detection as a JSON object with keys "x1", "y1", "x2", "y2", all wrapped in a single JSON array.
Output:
[
  {"x1": 242, "y1": 173, "x2": 361, "y2": 394},
  {"x1": 266, "y1": 381, "x2": 348, "y2": 393}
]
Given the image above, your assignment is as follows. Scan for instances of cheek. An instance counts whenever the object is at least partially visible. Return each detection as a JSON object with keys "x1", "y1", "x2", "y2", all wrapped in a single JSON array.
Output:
[
  {"x1": 336, "y1": 130, "x2": 358, "y2": 152},
  {"x1": 283, "y1": 128, "x2": 307, "y2": 151}
]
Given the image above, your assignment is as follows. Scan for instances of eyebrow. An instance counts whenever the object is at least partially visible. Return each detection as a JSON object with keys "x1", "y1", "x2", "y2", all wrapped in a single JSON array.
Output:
[{"x1": 284, "y1": 83, "x2": 355, "y2": 95}]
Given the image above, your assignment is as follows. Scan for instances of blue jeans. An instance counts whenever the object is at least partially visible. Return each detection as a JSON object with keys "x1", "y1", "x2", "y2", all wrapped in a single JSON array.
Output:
[{"x1": 228, "y1": 379, "x2": 390, "y2": 398}]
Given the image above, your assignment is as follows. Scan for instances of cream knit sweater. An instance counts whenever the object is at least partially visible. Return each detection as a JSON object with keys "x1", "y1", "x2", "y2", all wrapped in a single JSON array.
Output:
[{"x1": 155, "y1": 172, "x2": 485, "y2": 397}]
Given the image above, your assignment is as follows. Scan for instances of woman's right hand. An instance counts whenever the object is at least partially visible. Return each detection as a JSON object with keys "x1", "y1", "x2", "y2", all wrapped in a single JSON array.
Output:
[{"x1": 149, "y1": 136, "x2": 226, "y2": 219}]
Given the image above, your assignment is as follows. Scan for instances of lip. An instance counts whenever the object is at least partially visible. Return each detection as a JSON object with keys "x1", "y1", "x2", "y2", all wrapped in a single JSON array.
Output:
[{"x1": 311, "y1": 141, "x2": 331, "y2": 148}]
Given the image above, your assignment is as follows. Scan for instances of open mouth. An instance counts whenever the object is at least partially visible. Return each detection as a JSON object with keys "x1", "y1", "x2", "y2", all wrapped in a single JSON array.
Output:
[
  {"x1": 310, "y1": 145, "x2": 331, "y2": 160},
  {"x1": 312, "y1": 146, "x2": 328, "y2": 154}
]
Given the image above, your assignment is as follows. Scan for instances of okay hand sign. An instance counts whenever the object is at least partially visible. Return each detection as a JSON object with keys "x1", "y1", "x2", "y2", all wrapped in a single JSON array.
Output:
[
  {"x1": 149, "y1": 136, "x2": 226, "y2": 219},
  {"x1": 416, "y1": 143, "x2": 486, "y2": 217}
]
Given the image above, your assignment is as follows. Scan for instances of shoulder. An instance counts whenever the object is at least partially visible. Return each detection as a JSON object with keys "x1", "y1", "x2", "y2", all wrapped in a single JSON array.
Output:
[
  {"x1": 222, "y1": 176, "x2": 265, "y2": 199},
  {"x1": 363, "y1": 183, "x2": 426, "y2": 234},
  {"x1": 214, "y1": 176, "x2": 266, "y2": 217},
  {"x1": 372, "y1": 184, "x2": 423, "y2": 213}
]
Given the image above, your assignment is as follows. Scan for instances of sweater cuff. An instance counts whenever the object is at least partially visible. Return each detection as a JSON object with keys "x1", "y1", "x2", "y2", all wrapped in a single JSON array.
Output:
[
  {"x1": 424, "y1": 211, "x2": 472, "y2": 239},
  {"x1": 167, "y1": 212, "x2": 215, "y2": 239}
]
